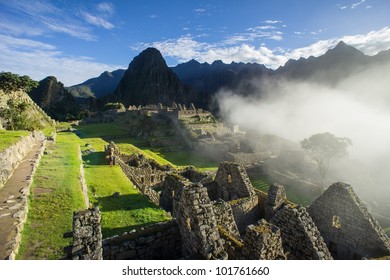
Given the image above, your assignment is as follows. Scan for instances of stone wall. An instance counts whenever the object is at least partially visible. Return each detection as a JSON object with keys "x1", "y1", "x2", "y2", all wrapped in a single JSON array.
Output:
[
  {"x1": 173, "y1": 183, "x2": 227, "y2": 259},
  {"x1": 0, "y1": 131, "x2": 45, "y2": 190},
  {"x1": 308, "y1": 182, "x2": 390, "y2": 259},
  {"x1": 214, "y1": 161, "x2": 255, "y2": 201},
  {"x1": 4, "y1": 136, "x2": 46, "y2": 260},
  {"x1": 212, "y1": 199, "x2": 240, "y2": 238},
  {"x1": 242, "y1": 219, "x2": 286, "y2": 260},
  {"x1": 225, "y1": 152, "x2": 266, "y2": 166},
  {"x1": 217, "y1": 226, "x2": 244, "y2": 260},
  {"x1": 265, "y1": 183, "x2": 287, "y2": 219},
  {"x1": 103, "y1": 220, "x2": 181, "y2": 260},
  {"x1": 159, "y1": 174, "x2": 189, "y2": 212},
  {"x1": 230, "y1": 196, "x2": 260, "y2": 233},
  {"x1": 270, "y1": 203, "x2": 332, "y2": 260},
  {"x1": 72, "y1": 207, "x2": 103, "y2": 260}
]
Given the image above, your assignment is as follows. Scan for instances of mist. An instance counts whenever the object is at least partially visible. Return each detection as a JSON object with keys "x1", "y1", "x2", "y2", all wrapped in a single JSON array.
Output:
[{"x1": 217, "y1": 62, "x2": 390, "y2": 213}]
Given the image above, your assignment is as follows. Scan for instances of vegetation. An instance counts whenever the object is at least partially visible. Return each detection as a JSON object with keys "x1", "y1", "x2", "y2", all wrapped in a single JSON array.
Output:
[
  {"x1": 103, "y1": 102, "x2": 125, "y2": 111},
  {"x1": 0, "y1": 99, "x2": 45, "y2": 131},
  {"x1": 301, "y1": 132, "x2": 352, "y2": 189},
  {"x1": 17, "y1": 132, "x2": 86, "y2": 259},
  {"x1": 78, "y1": 131, "x2": 170, "y2": 238},
  {"x1": 0, "y1": 130, "x2": 29, "y2": 152},
  {"x1": 0, "y1": 72, "x2": 38, "y2": 95},
  {"x1": 76, "y1": 123, "x2": 129, "y2": 138}
]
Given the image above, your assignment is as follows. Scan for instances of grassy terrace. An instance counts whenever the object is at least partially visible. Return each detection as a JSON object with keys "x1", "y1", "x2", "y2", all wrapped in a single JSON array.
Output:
[
  {"x1": 79, "y1": 136, "x2": 170, "y2": 238},
  {"x1": 114, "y1": 137, "x2": 219, "y2": 171},
  {"x1": 0, "y1": 130, "x2": 29, "y2": 152},
  {"x1": 17, "y1": 132, "x2": 85, "y2": 259},
  {"x1": 249, "y1": 174, "x2": 314, "y2": 206}
]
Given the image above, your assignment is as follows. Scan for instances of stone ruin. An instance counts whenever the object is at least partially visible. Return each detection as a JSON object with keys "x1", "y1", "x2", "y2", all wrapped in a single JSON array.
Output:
[
  {"x1": 308, "y1": 182, "x2": 390, "y2": 259},
  {"x1": 71, "y1": 143, "x2": 390, "y2": 260}
]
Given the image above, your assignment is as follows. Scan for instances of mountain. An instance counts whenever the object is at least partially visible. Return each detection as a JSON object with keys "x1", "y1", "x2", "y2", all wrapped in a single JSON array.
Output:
[
  {"x1": 274, "y1": 41, "x2": 371, "y2": 84},
  {"x1": 67, "y1": 69, "x2": 125, "y2": 99},
  {"x1": 115, "y1": 47, "x2": 195, "y2": 106},
  {"x1": 29, "y1": 76, "x2": 79, "y2": 120},
  {"x1": 172, "y1": 59, "x2": 270, "y2": 95}
]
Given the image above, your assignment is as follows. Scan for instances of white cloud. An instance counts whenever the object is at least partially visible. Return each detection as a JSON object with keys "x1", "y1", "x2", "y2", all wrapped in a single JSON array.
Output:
[
  {"x1": 0, "y1": 0, "x2": 96, "y2": 41},
  {"x1": 82, "y1": 12, "x2": 115, "y2": 30},
  {"x1": 132, "y1": 26, "x2": 390, "y2": 69},
  {"x1": 194, "y1": 8, "x2": 207, "y2": 14},
  {"x1": 0, "y1": 35, "x2": 124, "y2": 86},
  {"x1": 338, "y1": 0, "x2": 369, "y2": 10},
  {"x1": 97, "y1": 2, "x2": 115, "y2": 15},
  {"x1": 263, "y1": 20, "x2": 282, "y2": 24},
  {"x1": 351, "y1": 0, "x2": 366, "y2": 9}
]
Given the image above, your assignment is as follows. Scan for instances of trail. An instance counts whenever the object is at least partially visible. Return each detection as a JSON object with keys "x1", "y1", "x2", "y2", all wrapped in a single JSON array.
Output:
[{"x1": 0, "y1": 140, "x2": 45, "y2": 259}]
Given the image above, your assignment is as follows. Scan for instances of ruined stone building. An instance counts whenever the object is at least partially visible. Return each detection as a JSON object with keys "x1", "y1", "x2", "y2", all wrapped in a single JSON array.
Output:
[{"x1": 72, "y1": 143, "x2": 390, "y2": 260}]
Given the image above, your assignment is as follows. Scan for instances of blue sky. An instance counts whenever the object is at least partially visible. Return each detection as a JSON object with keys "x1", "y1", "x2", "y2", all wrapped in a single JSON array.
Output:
[{"x1": 0, "y1": 0, "x2": 390, "y2": 85}]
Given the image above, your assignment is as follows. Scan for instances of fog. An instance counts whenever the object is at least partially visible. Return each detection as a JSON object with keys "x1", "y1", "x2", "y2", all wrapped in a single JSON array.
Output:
[{"x1": 217, "y1": 62, "x2": 390, "y2": 212}]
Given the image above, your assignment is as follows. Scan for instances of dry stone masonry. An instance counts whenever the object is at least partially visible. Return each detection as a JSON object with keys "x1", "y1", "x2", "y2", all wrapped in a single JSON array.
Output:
[
  {"x1": 308, "y1": 182, "x2": 390, "y2": 259},
  {"x1": 69, "y1": 146, "x2": 390, "y2": 260},
  {"x1": 72, "y1": 207, "x2": 103, "y2": 260}
]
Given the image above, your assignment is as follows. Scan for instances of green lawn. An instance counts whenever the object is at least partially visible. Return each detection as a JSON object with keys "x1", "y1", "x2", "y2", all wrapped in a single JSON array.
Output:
[
  {"x1": 17, "y1": 132, "x2": 86, "y2": 259},
  {"x1": 115, "y1": 137, "x2": 219, "y2": 171},
  {"x1": 249, "y1": 174, "x2": 313, "y2": 206},
  {"x1": 76, "y1": 123, "x2": 129, "y2": 138},
  {"x1": 79, "y1": 136, "x2": 170, "y2": 238},
  {"x1": 0, "y1": 130, "x2": 29, "y2": 152}
]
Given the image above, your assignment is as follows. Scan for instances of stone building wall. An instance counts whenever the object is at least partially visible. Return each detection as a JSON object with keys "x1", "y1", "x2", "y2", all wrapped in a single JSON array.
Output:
[
  {"x1": 308, "y1": 182, "x2": 390, "y2": 259},
  {"x1": 230, "y1": 196, "x2": 260, "y2": 233},
  {"x1": 72, "y1": 207, "x2": 103, "y2": 260},
  {"x1": 212, "y1": 199, "x2": 240, "y2": 238},
  {"x1": 214, "y1": 161, "x2": 256, "y2": 201},
  {"x1": 159, "y1": 174, "x2": 189, "y2": 212},
  {"x1": 270, "y1": 203, "x2": 332, "y2": 260},
  {"x1": 173, "y1": 183, "x2": 227, "y2": 259},
  {"x1": 0, "y1": 131, "x2": 45, "y2": 189},
  {"x1": 242, "y1": 219, "x2": 286, "y2": 260},
  {"x1": 103, "y1": 220, "x2": 181, "y2": 260},
  {"x1": 265, "y1": 183, "x2": 287, "y2": 219},
  {"x1": 217, "y1": 226, "x2": 244, "y2": 260}
]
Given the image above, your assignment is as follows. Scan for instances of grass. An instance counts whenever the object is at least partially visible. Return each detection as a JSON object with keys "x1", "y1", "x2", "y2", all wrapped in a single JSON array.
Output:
[
  {"x1": 76, "y1": 123, "x2": 129, "y2": 138},
  {"x1": 0, "y1": 130, "x2": 29, "y2": 152},
  {"x1": 249, "y1": 174, "x2": 313, "y2": 206},
  {"x1": 17, "y1": 132, "x2": 86, "y2": 259},
  {"x1": 115, "y1": 137, "x2": 219, "y2": 171},
  {"x1": 79, "y1": 135, "x2": 170, "y2": 238}
]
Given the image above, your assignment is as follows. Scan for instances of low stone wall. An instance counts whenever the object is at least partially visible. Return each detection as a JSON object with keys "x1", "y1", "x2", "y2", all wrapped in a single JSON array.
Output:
[
  {"x1": 218, "y1": 226, "x2": 244, "y2": 260},
  {"x1": 226, "y1": 152, "x2": 266, "y2": 166},
  {"x1": 103, "y1": 220, "x2": 181, "y2": 260},
  {"x1": 6, "y1": 136, "x2": 46, "y2": 260},
  {"x1": 72, "y1": 207, "x2": 103, "y2": 260},
  {"x1": 230, "y1": 196, "x2": 260, "y2": 233},
  {"x1": 0, "y1": 132, "x2": 45, "y2": 190},
  {"x1": 270, "y1": 203, "x2": 332, "y2": 260}
]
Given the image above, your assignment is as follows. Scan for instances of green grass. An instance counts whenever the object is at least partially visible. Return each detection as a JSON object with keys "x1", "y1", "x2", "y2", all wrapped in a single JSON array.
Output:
[
  {"x1": 0, "y1": 130, "x2": 29, "y2": 152},
  {"x1": 79, "y1": 136, "x2": 170, "y2": 238},
  {"x1": 17, "y1": 132, "x2": 86, "y2": 259},
  {"x1": 115, "y1": 137, "x2": 219, "y2": 171},
  {"x1": 249, "y1": 174, "x2": 313, "y2": 206},
  {"x1": 76, "y1": 123, "x2": 129, "y2": 138}
]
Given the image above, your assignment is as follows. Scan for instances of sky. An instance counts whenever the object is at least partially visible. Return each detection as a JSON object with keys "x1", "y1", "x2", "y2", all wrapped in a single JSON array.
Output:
[{"x1": 0, "y1": 0, "x2": 390, "y2": 86}]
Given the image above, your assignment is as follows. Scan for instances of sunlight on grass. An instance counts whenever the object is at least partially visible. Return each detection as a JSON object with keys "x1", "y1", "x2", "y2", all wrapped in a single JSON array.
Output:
[
  {"x1": 17, "y1": 132, "x2": 85, "y2": 260},
  {"x1": 79, "y1": 136, "x2": 170, "y2": 238},
  {"x1": 0, "y1": 130, "x2": 29, "y2": 152}
]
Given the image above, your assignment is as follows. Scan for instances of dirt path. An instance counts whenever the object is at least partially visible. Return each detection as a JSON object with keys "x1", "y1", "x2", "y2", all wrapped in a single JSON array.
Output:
[{"x1": 0, "y1": 140, "x2": 45, "y2": 259}]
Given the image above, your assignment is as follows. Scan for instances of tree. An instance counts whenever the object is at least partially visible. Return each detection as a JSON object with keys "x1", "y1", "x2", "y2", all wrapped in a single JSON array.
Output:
[
  {"x1": 0, "y1": 72, "x2": 38, "y2": 95},
  {"x1": 300, "y1": 132, "x2": 352, "y2": 189}
]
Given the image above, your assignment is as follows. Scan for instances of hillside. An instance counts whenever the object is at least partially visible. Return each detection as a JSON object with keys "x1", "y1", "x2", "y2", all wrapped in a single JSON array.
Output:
[{"x1": 67, "y1": 69, "x2": 125, "y2": 99}]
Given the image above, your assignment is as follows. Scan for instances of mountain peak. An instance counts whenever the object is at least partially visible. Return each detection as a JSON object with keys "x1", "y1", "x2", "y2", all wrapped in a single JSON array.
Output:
[{"x1": 115, "y1": 48, "x2": 190, "y2": 106}]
